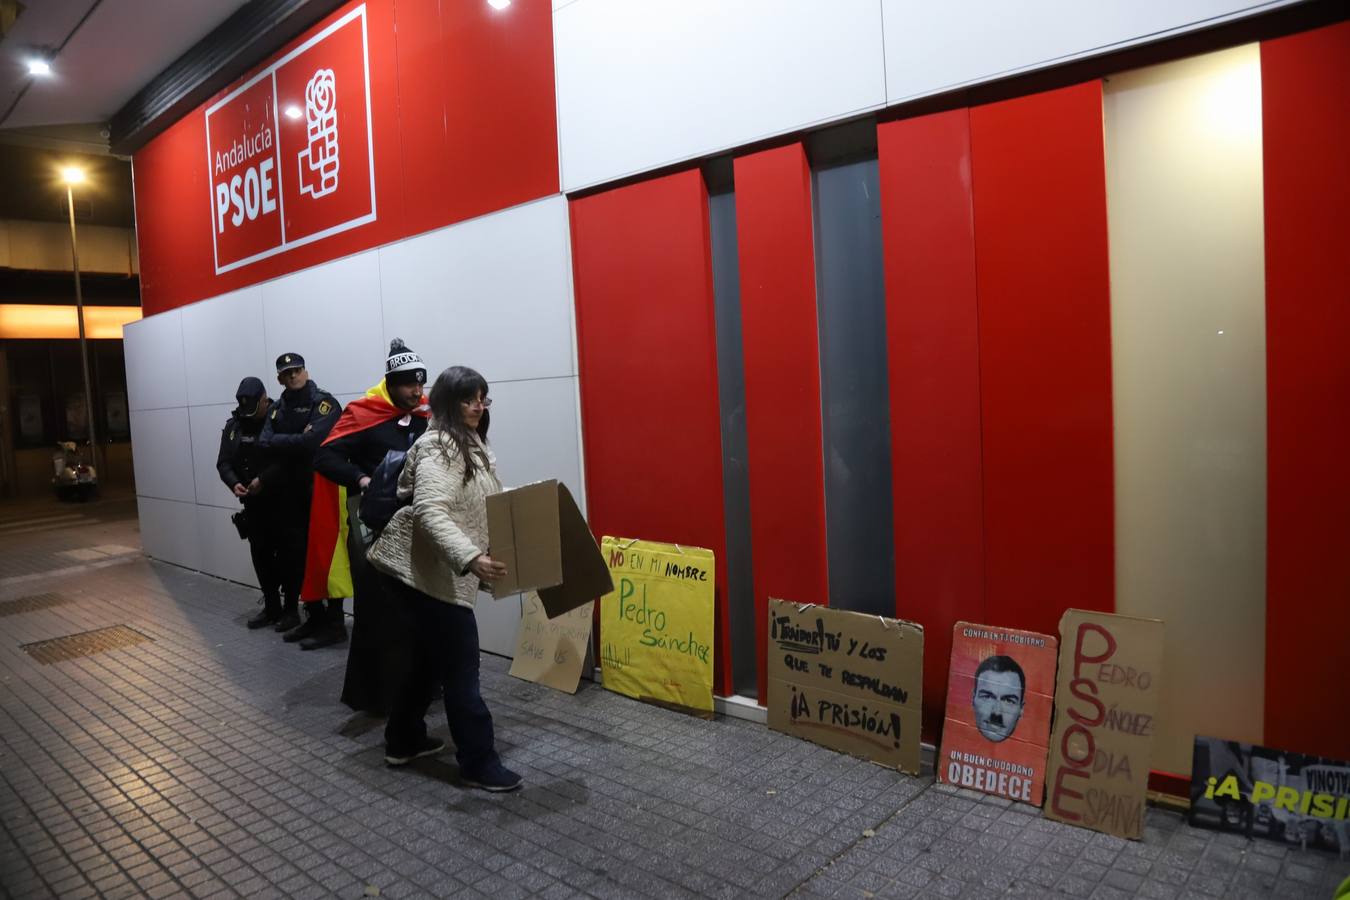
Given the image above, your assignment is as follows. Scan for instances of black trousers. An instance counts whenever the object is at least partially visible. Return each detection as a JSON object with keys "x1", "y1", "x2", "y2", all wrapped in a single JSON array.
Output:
[
  {"x1": 380, "y1": 573, "x2": 499, "y2": 774},
  {"x1": 273, "y1": 496, "x2": 310, "y2": 611},
  {"x1": 341, "y1": 508, "x2": 405, "y2": 714},
  {"x1": 243, "y1": 501, "x2": 290, "y2": 613}
]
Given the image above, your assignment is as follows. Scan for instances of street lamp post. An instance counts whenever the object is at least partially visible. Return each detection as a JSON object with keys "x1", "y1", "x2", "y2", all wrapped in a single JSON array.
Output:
[{"x1": 62, "y1": 167, "x2": 99, "y2": 477}]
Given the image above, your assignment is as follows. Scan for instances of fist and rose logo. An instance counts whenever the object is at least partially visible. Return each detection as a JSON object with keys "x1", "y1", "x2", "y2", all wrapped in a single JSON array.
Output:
[{"x1": 298, "y1": 69, "x2": 340, "y2": 199}]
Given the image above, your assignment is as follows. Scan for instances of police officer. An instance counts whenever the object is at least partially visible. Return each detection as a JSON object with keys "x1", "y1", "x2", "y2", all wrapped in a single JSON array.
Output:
[
  {"x1": 216, "y1": 377, "x2": 297, "y2": 630},
  {"x1": 259, "y1": 352, "x2": 342, "y2": 649}
]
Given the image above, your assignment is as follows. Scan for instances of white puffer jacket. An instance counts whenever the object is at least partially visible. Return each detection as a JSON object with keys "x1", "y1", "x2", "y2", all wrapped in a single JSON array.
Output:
[{"x1": 366, "y1": 429, "x2": 501, "y2": 608}]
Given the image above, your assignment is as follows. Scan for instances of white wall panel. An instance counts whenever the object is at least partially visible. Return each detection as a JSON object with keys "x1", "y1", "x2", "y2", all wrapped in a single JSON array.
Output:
[
  {"x1": 479, "y1": 375, "x2": 584, "y2": 658},
  {"x1": 181, "y1": 286, "x2": 270, "y2": 407},
  {"x1": 883, "y1": 0, "x2": 1298, "y2": 103},
  {"x1": 486, "y1": 376, "x2": 583, "y2": 497},
  {"x1": 129, "y1": 407, "x2": 197, "y2": 504},
  {"x1": 123, "y1": 310, "x2": 186, "y2": 411},
  {"x1": 137, "y1": 496, "x2": 202, "y2": 572},
  {"x1": 188, "y1": 404, "x2": 238, "y2": 509},
  {"x1": 554, "y1": 0, "x2": 886, "y2": 192},
  {"x1": 378, "y1": 197, "x2": 575, "y2": 382},
  {"x1": 197, "y1": 504, "x2": 260, "y2": 589},
  {"x1": 260, "y1": 250, "x2": 385, "y2": 397}
]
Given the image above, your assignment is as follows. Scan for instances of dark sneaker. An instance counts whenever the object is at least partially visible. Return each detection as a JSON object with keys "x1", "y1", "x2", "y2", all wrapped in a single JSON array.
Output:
[
  {"x1": 272, "y1": 611, "x2": 301, "y2": 633},
  {"x1": 461, "y1": 762, "x2": 522, "y2": 793},
  {"x1": 384, "y1": 737, "x2": 446, "y2": 767},
  {"x1": 282, "y1": 612, "x2": 324, "y2": 643},
  {"x1": 246, "y1": 608, "x2": 280, "y2": 629},
  {"x1": 299, "y1": 620, "x2": 347, "y2": 651}
]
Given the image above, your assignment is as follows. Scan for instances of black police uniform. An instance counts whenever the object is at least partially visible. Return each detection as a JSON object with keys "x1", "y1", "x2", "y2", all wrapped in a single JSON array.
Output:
[
  {"x1": 216, "y1": 401, "x2": 292, "y2": 627},
  {"x1": 315, "y1": 409, "x2": 427, "y2": 714},
  {"x1": 259, "y1": 377, "x2": 341, "y2": 633}
]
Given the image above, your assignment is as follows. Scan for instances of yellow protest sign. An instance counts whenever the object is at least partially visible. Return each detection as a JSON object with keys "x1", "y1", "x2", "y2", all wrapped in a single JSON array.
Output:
[{"x1": 599, "y1": 537, "x2": 715, "y2": 715}]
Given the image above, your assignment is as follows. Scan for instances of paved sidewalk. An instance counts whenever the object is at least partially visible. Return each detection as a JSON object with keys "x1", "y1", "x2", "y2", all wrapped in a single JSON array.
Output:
[{"x1": 0, "y1": 497, "x2": 1345, "y2": 899}]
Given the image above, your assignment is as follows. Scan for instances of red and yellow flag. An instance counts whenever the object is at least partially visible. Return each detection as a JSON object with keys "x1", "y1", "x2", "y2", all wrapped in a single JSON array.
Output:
[{"x1": 299, "y1": 381, "x2": 429, "y2": 601}]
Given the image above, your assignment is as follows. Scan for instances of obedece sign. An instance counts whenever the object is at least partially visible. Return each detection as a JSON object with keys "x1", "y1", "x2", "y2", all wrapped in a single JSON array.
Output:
[{"x1": 204, "y1": 4, "x2": 375, "y2": 274}]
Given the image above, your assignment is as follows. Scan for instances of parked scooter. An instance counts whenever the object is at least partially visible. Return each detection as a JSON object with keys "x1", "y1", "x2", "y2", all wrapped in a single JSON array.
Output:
[{"x1": 52, "y1": 441, "x2": 98, "y2": 501}]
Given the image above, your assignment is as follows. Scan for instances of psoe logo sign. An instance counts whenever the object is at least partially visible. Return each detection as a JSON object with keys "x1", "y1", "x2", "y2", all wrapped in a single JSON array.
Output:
[{"x1": 204, "y1": 5, "x2": 375, "y2": 275}]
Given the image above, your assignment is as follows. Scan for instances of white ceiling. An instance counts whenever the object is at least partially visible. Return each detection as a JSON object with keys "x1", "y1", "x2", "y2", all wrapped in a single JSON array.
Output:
[{"x1": 0, "y1": 0, "x2": 248, "y2": 139}]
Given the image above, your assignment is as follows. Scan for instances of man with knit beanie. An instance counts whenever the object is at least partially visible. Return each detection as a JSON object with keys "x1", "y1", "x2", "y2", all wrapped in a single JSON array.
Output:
[{"x1": 310, "y1": 339, "x2": 430, "y2": 713}]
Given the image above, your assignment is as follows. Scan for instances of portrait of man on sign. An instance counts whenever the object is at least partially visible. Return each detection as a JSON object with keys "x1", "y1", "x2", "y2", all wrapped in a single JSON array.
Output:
[{"x1": 971, "y1": 654, "x2": 1026, "y2": 743}]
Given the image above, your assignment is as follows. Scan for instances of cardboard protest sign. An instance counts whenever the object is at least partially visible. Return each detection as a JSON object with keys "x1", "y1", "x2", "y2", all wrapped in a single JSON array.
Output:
[
  {"x1": 938, "y1": 623, "x2": 1058, "y2": 805},
  {"x1": 486, "y1": 480, "x2": 612, "y2": 618},
  {"x1": 598, "y1": 538, "x2": 715, "y2": 715},
  {"x1": 765, "y1": 598, "x2": 924, "y2": 774},
  {"x1": 1190, "y1": 736, "x2": 1350, "y2": 851},
  {"x1": 509, "y1": 591, "x2": 594, "y2": 694},
  {"x1": 1044, "y1": 609, "x2": 1164, "y2": 839}
]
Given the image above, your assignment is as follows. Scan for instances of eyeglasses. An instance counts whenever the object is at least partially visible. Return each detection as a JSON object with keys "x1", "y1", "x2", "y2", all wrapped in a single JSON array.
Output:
[{"x1": 461, "y1": 397, "x2": 492, "y2": 409}]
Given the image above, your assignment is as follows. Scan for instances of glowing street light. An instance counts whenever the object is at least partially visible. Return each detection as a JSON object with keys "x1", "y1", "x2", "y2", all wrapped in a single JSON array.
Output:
[{"x1": 62, "y1": 165, "x2": 100, "y2": 479}]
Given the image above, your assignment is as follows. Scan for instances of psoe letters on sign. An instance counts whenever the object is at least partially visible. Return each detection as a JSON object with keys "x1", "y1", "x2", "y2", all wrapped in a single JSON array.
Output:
[{"x1": 213, "y1": 127, "x2": 277, "y2": 234}]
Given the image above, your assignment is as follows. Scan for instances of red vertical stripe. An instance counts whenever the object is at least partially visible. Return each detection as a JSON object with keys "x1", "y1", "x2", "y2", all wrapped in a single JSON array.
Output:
[
  {"x1": 878, "y1": 110, "x2": 986, "y2": 738},
  {"x1": 732, "y1": 144, "x2": 830, "y2": 704},
  {"x1": 1261, "y1": 21, "x2": 1350, "y2": 760},
  {"x1": 570, "y1": 171, "x2": 733, "y2": 696},
  {"x1": 970, "y1": 82, "x2": 1115, "y2": 636}
]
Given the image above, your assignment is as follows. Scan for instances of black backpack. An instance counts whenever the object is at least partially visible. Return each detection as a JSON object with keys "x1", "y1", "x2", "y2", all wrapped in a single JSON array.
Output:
[{"x1": 358, "y1": 449, "x2": 409, "y2": 532}]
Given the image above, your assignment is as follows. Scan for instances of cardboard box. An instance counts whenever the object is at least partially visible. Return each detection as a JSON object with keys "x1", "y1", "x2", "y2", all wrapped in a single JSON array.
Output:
[
  {"x1": 598, "y1": 538, "x2": 716, "y2": 715},
  {"x1": 486, "y1": 480, "x2": 612, "y2": 618},
  {"x1": 1044, "y1": 609, "x2": 1164, "y2": 840},
  {"x1": 765, "y1": 598, "x2": 924, "y2": 774},
  {"x1": 937, "y1": 623, "x2": 1058, "y2": 806}
]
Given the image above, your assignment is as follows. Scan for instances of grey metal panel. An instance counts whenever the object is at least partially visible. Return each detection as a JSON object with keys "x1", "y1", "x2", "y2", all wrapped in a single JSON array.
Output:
[
  {"x1": 812, "y1": 158, "x2": 895, "y2": 616},
  {"x1": 708, "y1": 188, "x2": 757, "y2": 698},
  {"x1": 109, "y1": 0, "x2": 345, "y2": 155}
]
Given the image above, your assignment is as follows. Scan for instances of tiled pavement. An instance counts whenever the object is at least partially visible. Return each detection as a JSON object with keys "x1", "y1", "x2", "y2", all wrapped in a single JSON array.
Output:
[{"x1": 0, "y1": 496, "x2": 1346, "y2": 899}]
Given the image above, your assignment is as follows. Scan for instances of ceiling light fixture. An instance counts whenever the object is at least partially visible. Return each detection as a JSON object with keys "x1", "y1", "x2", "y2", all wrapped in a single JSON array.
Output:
[
  {"x1": 27, "y1": 58, "x2": 51, "y2": 76},
  {"x1": 487, "y1": 0, "x2": 511, "y2": 10}
]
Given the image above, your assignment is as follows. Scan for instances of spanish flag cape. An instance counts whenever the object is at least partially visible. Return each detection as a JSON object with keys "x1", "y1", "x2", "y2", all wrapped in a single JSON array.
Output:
[{"x1": 299, "y1": 381, "x2": 429, "y2": 601}]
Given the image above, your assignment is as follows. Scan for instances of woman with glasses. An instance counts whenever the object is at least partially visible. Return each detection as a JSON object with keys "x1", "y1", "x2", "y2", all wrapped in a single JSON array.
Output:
[{"x1": 366, "y1": 366, "x2": 521, "y2": 791}]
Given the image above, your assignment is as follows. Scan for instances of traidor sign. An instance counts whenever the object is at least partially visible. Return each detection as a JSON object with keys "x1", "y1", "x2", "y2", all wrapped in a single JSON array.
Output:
[{"x1": 204, "y1": 4, "x2": 375, "y2": 274}]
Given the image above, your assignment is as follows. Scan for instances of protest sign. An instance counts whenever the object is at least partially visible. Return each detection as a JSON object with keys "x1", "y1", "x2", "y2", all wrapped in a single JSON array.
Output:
[
  {"x1": 938, "y1": 622, "x2": 1058, "y2": 805},
  {"x1": 765, "y1": 598, "x2": 924, "y2": 774},
  {"x1": 598, "y1": 538, "x2": 715, "y2": 715},
  {"x1": 1044, "y1": 609, "x2": 1164, "y2": 839},
  {"x1": 509, "y1": 591, "x2": 594, "y2": 694},
  {"x1": 1190, "y1": 736, "x2": 1350, "y2": 852}
]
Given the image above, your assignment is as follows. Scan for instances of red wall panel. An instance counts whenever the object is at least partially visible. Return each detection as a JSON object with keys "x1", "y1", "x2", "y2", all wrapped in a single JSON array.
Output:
[
  {"x1": 969, "y1": 82, "x2": 1115, "y2": 636},
  {"x1": 134, "y1": 0, "x2": 558, "y2": 316},
  {"x1": 1261, "y1": 21, "x2": 1350, "y2": 760},
  {"x1": 732, "y1": 144, "x2": 830, "y2": 704},
  {"x1": 570, "y1": 170, "x2": 733, "y2": 696},
  {"x1": 877, "y1": 110, "x2": 986, "y2": 738},
  {"x1": 394, "y1": 0, "x2": 560, "y2": 239}
]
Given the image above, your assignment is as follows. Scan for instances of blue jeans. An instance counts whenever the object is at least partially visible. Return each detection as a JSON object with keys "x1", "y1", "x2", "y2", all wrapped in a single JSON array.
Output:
[{"x1": 381, "y1": 573, "x2": 499, "y2": 774}]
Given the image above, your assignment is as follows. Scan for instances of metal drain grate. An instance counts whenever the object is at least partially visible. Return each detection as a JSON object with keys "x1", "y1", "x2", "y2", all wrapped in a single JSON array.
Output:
[
  {"x1": 0, "y1": 593, "x2": 72, "y2": 618},
  {"x1": 21, "y1": 625, "x2": 152, "y2": 665}
]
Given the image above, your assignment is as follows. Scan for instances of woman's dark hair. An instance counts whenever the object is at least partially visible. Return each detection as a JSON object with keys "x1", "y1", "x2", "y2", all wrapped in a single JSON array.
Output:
[{"x1": 428, "y1": 366, "x2": 490, "y2": 483}]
